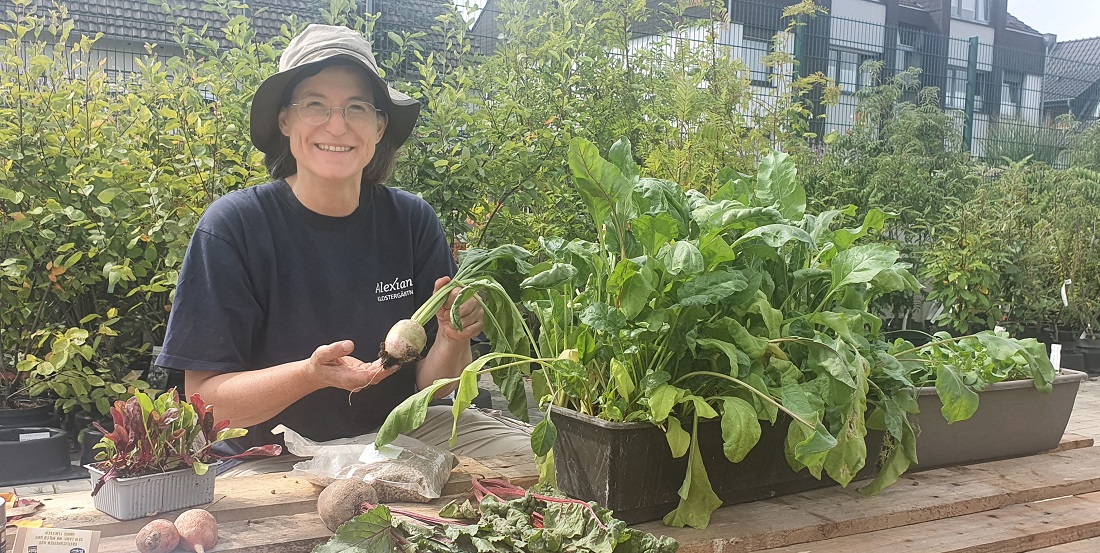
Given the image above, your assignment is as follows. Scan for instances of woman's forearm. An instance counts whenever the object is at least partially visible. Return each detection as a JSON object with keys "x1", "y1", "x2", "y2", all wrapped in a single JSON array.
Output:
[
  {"x1": 185, "y1": 359, "x2": 323, "y2": 428},
  {"x1": 416, "y1": 335, "x2": 473, "y2": 396}
]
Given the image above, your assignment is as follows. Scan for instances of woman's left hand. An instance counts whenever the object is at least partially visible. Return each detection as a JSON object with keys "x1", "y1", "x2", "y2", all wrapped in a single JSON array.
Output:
[{"x1": 433, "y1": 276, "x2": 484, "y2": 343}]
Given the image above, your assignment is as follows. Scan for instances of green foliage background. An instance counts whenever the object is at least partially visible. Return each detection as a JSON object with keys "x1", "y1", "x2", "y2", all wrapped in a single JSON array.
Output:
[{"x1": 1, "y1": 0, "x2": 1099, "y2": 416}]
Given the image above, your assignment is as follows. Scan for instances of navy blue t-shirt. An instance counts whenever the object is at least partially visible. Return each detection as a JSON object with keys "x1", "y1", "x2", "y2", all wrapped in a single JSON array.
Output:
[{"x1": 156, "y1": 179, "x2": 456, "y2": 449}]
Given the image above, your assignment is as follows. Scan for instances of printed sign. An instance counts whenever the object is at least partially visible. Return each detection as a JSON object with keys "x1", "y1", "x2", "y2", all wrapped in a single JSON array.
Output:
[{"x1": 11, "y1": 528, "x2": 100, "y2": 553}]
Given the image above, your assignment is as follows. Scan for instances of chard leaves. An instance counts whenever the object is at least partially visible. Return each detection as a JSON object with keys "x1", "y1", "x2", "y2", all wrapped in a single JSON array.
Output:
[
  {"x1": 569, "y1": 137, "x2": 636, "y2": 256},
  {"x1": 935, "y1": 365, "x2": 979, "y2": 423},
  {"x1": 830, "y1": 243, "x2": 899, "y2": 292},
  {"x1": 720, "y1": 397, "x2": 760, "y2": 463},
  {"x1": 662, "y1": 415, "x2": 723, "y2": 529},
  {"x1": 313, "y1": 505, "x2": 399, "y2": 553},
  {"x1": 754, "y1": 150, "x2": 806, "y2": 221}
]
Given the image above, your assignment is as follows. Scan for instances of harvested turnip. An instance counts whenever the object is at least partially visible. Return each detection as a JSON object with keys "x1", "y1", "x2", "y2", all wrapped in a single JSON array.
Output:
[
  {"x1": 317, "y1": 479, "x2": 379, "y2": 532},
  {"x1": 175, "y1": 508, "x2": 218, "y2": 553},
  {"x1": 378, "y1": 319, "x2": 427, "y2": 367},
  {"x1": 135, "y1": 518, "x2": 180, "y2": 553},
  {"x1": 374, "y1": 246, "x2": 528, "y2": 370}
]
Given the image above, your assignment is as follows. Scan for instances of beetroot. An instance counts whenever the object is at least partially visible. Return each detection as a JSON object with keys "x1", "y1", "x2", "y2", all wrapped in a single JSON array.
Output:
[
  {"x1": 135, "y1": 518, "x2": 180, "y2": 553},
  {"x1": 174, "y1": 509, "x2": 218, "y2": 553},
  {"x1": 317, "y1": 479, "x2": 380, "y2": 532}
]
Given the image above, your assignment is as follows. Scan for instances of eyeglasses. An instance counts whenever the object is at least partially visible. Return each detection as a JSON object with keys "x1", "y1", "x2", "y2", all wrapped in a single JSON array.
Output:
[{"x1": 290, "y1": 101, "x2": 383, "y2": 126}]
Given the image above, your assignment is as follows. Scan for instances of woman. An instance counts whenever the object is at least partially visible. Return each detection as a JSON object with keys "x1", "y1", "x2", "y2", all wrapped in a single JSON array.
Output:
[{"x1": 156, "y1": 24, "x2": 530, "y2": 474}]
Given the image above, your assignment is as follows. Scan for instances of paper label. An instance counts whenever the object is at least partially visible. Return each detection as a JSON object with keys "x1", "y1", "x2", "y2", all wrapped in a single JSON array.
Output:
[
  {"x1": 358, "y1": 443, "x2": 403, "y2": 464},
  {"x1": 1050, "y1": 343, "x2": 1062, "y2": 370},
  {"x1": 17, "y1": 432, "x2": 50, "y2": 442},
  {"x1": 12, "y1": 528, "x2": 100, "y2": 553}
]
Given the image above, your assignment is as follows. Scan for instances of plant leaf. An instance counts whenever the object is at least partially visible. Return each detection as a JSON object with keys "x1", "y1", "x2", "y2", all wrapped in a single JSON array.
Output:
[
  {"x1": 314, "y1": 505, "x2": 398, "y2": 553},
  {"x1": 720, "y1": 397, "x2": 761, "y2": 463},
  {"x1": 662, "y1": 415, "x2": 723, "y2": 529},
  {"x1": 830, "y1": 243, "x2": 899, "y2": 291},
  {"x1": 665, "y1": 416, "x2": 689, "y2": 458},
  {"x1": 530, "y1": 415, "x2": 557, "y2": 457},
  {"x1": 754, "y1": 150, "x2": 806, "y2": 220},
  {"x1": 935, "y1": 365, "x2": 979, "y2": 423}
]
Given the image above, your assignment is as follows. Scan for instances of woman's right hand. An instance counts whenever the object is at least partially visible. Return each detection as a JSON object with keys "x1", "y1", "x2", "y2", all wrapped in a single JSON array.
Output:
[{"x1": 306, "y1": 340, "x2": 400, "y2": 392}]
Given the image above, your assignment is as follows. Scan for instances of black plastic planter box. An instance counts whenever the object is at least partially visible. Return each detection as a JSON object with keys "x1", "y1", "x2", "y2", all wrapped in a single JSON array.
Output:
[
  {"x1": 0, "y1": 404, "x2": 57, "y2": 429},
  {"x1": 550, "y1": 406, "x2": 883, "y2": 524},
  {"x1": 0, "y1": 427, "x2": 85, "y2": 486},
  {"x1": 910, "y1": 369, "x2": 1088, "y2": 469}
]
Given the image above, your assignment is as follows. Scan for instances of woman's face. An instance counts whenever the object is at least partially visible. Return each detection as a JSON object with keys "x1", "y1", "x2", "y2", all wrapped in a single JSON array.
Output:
[{"x1": 278, "y1": 64, "x2": 388, "y2": 187}]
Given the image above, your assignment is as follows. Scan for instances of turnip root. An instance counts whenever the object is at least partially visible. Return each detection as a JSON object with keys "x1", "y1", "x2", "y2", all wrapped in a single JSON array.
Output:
[
  {"x1": 175, "y1": 508, "x2": 218, "y2": 553},
  {"x1": 317, "y1": 479, "x2": 379, "y2": 532},
  {"x1": 135, "y1": 518, "x2": 180, "y2": 553},
  {"x1": 379, "y1": 319, "x2": 427, "y2": 368}
]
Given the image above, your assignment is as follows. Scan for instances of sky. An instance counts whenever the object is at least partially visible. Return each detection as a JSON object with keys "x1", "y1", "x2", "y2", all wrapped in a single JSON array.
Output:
[
  {"x1": 455, "y1": 1, "x2": 1099, "y2": 42},
  {"x1": 1007, "y1": 0, "x2": 1099, "y2": 41}
]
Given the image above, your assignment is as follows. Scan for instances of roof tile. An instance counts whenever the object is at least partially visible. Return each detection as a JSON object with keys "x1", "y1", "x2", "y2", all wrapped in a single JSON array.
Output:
[{"x1": 1045, "y1": 37, "x2": 1100, "y2": 102}]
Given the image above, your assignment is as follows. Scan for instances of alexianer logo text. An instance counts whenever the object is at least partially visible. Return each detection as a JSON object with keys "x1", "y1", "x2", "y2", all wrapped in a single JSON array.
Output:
[{"x1": 376, "y1": 277, "x2": 414, "y2": 302}]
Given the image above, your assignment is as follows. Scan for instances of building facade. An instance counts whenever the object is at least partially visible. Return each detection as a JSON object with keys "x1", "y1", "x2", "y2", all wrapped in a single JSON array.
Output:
[{"x1": 0, "y1": 0, "x2": 450, "y2": 80}]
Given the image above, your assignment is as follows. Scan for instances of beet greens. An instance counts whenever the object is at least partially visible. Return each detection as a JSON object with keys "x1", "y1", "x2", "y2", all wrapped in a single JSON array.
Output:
[{"x1": 312, "y1": 479, "x2": 679, "y2": 553}]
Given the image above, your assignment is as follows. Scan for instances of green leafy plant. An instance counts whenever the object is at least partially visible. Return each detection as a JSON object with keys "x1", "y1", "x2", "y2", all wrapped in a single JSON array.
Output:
[
  {"x1": 314, "y1": 479, "x2": 679, "y2": 553},
  {"x1": 89, "y1": 389, "x2": 281, "y2": 495},
  {"x1": 378, "y1": 138, "x2": 1060, "y2": 529},
  {"x1": 983, "y1": 117, "x2": 1073, "y2": 167},
  {"x1": 379, "y1": 138, "x2": 911, "y2": 528},
  {"x1": 918, "y1": 191, "x2": 1008, "y2": 335},
  {"x1": 0, "y1": 0, "x2": 275, "y2": 411},
  {"x1": 19, "y1": 312, "x2": 151, "y2": 417}
]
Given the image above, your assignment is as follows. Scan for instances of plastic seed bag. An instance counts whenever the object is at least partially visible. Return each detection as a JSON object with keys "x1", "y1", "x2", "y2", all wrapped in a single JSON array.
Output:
[{"x1": 272, "y1": 425, "x2": 456, "y2": 503}]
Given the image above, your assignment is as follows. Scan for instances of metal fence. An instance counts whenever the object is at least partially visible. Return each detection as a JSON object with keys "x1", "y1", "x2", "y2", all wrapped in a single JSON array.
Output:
[{"x1": 467, "y1": 0, "x2": 1100, "y2": 165}]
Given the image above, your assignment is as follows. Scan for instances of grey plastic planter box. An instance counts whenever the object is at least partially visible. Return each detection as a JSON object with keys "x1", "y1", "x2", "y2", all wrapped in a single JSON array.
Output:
[
  {"x1": 911, "y1": 368, "x2": 1088, "y2": 469},
  {"x1": 86, "y1": 463, "x2": 217, "y2": 520}
]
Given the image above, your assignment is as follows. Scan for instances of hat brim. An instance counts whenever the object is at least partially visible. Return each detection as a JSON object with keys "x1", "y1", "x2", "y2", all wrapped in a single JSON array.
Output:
[{"x1": 249, "y1": 55, "x2": 420, "y2": 156}]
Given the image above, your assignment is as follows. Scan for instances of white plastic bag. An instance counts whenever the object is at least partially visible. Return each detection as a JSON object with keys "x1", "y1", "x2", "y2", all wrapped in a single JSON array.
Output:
[{"x1": 272, "y1": 425, "x2": 456, "y2": 502}]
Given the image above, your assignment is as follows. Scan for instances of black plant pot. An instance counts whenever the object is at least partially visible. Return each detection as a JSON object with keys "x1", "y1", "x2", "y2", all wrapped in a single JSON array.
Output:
[
  {"x1": 0, "y1": 402, "x2": 58, "y2": 430},
  {"x1": 78, "y1": 426, "x2": 105, "y2": 466},
  {"x1": 551, "y1": 406, "x2": 883, "y2": 525},
  {"x1": 0, "y1": 427, "x2": 86, "y2": 486},
  {"x1": 1079, "y1": 339, "x2": 1100, "y2": 377}
]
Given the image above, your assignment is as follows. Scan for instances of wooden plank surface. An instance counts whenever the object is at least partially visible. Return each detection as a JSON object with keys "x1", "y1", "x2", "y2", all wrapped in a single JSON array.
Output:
[
  {"x1": 753, "y1": 492, "x2": 1100, "y2": 553},
  {"x1": 1052, "y1": 432, "x2": 1094, "y2": 452},
  {"x1": 31, "y1": 453, "x2": 535, "y2": 539},
  {"x1": 1030, "y1": 536, "x2": 1100, "y2": 552},
  {"x1": 21, "y1": 437, "x2": 1100, "y2": 553},
  {"x1": 646, "y1": 446, "x2": 1100, "y2": 553},
  {"x1": 98, "y1": 513, "x2": 328, "y2": 553}
]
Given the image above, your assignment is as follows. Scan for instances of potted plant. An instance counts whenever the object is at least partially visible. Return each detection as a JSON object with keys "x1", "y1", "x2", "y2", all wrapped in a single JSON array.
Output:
[
  {"x1": 19, "y1": 314, "x2": 152, "y2": 430},
  {"x1": 86, "y1": 389, "x2": 281, "y2": 520},
  {"x1": 376, "y1": 138, "x2": 1067, "y2": 530},
  {"x1": 858, "y1": 330, "x2": 1083, "y2": 495},
  {"x1": 378, "y1": 139, "x2": 914, "y2": 528}
]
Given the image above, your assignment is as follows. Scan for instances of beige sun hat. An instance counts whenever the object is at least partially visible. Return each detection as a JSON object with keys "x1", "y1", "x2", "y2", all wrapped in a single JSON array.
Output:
[{"x1": 249, "y1": 24, "x2": 420, "y2": 155}]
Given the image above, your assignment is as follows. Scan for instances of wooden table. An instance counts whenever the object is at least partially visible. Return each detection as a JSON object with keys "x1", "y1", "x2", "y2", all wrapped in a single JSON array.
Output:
[{"x1": 14, "y1": 434, "x2": 1100, "y2": 553}]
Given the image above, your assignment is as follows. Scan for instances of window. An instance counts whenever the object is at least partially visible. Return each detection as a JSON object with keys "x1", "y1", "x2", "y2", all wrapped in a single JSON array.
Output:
[
  {"x1": 896, "y1": 26, "x2": 923, "y2": 74},
  {"x1": 946, "y1": 66, "x2": 989, "y2": 112},
  {"x1": 742, "y1": 26, "x2": 775, "y2": 86},
  {"x1": 1002, "y1": 71, "x2": 1024, "y2": 118},
  {"x1": 828, "y1": 50, "x2": 877, "y2": 93},
  {"x1": 952, "y1": 0, "x2": 989, "y2": 23}
]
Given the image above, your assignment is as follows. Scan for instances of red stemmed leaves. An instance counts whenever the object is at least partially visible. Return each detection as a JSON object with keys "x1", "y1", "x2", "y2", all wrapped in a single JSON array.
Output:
[{"x1": 89, "y1": 389, "x2": 281, "y2": 495}]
